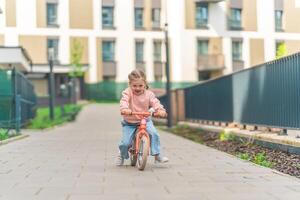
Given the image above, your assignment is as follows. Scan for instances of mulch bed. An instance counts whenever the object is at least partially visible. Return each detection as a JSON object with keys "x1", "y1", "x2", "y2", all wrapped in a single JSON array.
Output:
[{"x1": 161, "y1": 125, "x2": 300, "y2": 178}]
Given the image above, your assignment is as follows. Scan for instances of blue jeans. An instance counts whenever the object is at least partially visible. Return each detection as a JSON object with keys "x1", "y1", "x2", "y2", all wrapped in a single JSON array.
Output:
[{"x1": 119, "y1": 119, "x2": 161, "y2": 159}]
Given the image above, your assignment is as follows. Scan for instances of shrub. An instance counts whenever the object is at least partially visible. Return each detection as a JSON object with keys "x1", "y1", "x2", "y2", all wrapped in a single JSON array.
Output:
[{"x1": 0, "y1": 129, "x2": 9, "y2": 141}]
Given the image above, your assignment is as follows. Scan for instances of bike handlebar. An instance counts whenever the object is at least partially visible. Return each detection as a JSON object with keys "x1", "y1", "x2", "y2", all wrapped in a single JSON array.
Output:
[
  {"x1": 121, "y1": 111, "x2": 166, "y2": 118},
  {"x1": 121, "y1": 111, "x2": 151, "y2": 116},
  {"x1": 131, "y1": 111, "x2": 151, "y2": 116}
]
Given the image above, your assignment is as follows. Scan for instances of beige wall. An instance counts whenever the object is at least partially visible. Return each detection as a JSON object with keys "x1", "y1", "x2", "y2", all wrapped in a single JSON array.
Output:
[
  {"x1": 19, "y1": 36, "x2": 47, "y2": 63},
  {"x1": 0, "y1": 35, "x2": 4, "y2": 45},
  {"x1": 70, "y1": 37, "x2": 89, "y2": 64},
  {"x1": 36, "y1": 0, "x2": 46, "y2": 28},
  {"x1": 144, "y1": 0, "x2": 152, "y2": 31},
  {"x1": 243, "y1": 0, "x2": 257, "y2": 31},
  {"x1": 250, "y1": 39, "x2": 265, "y2": 66},
  {"x1": 284, "y1": 0, "x2": 300, "y2": 33},
  {"x1": 31, "y1": 79, "x2": 48, "y2": 96},
  {"x1": 69, "y1": 0, "x2": 93, "y2": 29},
  {"x1": 185, "y1": 0, "x2": 195, "y2": 29},
  {"x1": 285, "y1": 40, "x2": 300, "y2": 55},
  {"x1": 209, "y1": 37, "x2": 222, "y2": 54},
  {"x1": 6, "y1": 0, "x2": 16, "y2": 27}
]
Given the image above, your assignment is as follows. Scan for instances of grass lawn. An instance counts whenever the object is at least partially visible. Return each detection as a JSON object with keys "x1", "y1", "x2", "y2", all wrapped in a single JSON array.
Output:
[{"x1": 27, "y1": 104, "x2": 82, "y2": 129}]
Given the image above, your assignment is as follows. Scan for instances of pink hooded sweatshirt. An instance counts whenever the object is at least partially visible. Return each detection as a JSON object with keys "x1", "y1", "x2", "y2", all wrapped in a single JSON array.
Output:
[{"x1": 120, "y1": 88, "x2": 165, "y2": 123}]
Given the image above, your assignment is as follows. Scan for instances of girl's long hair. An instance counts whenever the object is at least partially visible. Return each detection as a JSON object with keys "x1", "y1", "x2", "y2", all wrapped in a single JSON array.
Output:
[{"x1": 128, "y1": 69, "x2": 149, "y2": 89}]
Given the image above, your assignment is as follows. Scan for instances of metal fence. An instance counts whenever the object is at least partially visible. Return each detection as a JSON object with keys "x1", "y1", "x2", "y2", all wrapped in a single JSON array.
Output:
[
  {"x1": 85, "y1": 81, "x2": 195, "y2": 101},
  {"x1": 182, "y1": 52, "x2": 300, "y2": 130},
  {"x1": 0, "y1": 69, "x2": 36, "y2": 131}
]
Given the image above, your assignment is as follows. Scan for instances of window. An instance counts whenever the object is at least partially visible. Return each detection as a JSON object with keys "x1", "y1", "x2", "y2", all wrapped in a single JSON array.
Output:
[
  {"x1": 102, "y1": 7, "x2": 114, "y2": 28},
  {"x1": 197, "y1": 40, "x2": 208, "y2": 55},
  {"x1": 135, "y1": 41, "x2": 144, "y2": 63},
  {"x1": 232, "y1": 41, "x2": 242, "y2": 61},
  {"x1": 135, "y1": 8, "x2": 143, "y2": 29},
  {"x1": 229, "y1": 8, "x2": 242, "y2": 30},
  {"x1": 275, "y1": 10, "x2": 283, "y2": 31},
  {"x1": 152, "y1": 8, "x2": 161, "y2": 29},
  {"x1": 153, "y1": 41, "x2": 162, "y2": 62},
  {"x1": 102, "y1": 41, "x2": 115, "y2": 62},
  {"x1": 47, "y1": 3, "x2": 58, "y2": 26},
  {"x1": 47, "y1": 38, "x2": 59, "y2": 62},
  {"x1": 196, "y1": 3, "x2": 208, "y2": 28}
]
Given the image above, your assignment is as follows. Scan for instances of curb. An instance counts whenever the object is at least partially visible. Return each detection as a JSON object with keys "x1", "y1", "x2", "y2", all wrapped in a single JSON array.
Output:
[
  {"x1": 178, "y1": 121, "x2": 300, "y2": 155},
  {"x1": 0, "y1": 134, "x2": 29, "y2": 146},
  {"x1": 153, "y1": 119, "x2": 300, "y2": 155}
]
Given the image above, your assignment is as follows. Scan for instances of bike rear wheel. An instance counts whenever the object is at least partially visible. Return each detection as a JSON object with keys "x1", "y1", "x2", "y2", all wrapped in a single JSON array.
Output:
[
  {"x1": 137, "y1": 135, "x2": 149, "y2": 170},
  {"x1": 130, "y1": 151, "x2": 137, "y2": 166}
]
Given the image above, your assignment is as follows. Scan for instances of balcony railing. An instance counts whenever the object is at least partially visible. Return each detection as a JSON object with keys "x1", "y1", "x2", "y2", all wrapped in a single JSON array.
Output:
[
  {"x1": 103, "y1": 61, "x2": 117, "y2": 77},
  {"x1": 197, "y1": 54, "x2": 225, "y2": 71},
  {"x1": 154, "y1": 61, "x2": 164, "y2": 77},
  {"x1": 228, "y1": 19, "x2": 243, "y2": 30},
  {"x1": 232, "y1": 60, "x2": 244, "y2": 72},
  {"x1": 136, "y1": 62, "x2": 145, "y2": 72}
]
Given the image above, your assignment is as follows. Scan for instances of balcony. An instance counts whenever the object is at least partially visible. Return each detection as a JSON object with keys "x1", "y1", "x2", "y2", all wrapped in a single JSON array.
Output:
[
  {"x1": 154, "y1": 62, "x2": 164, "y2": 77},
  {"x1": 136, "y1": 62, "x2": 145, "y2": 72},
  {"x1": 0, "y1": 47, "x2": 32, "y2": 72},
  {"x1": 197, "y1": 54, "x2": 225, "y2": 72},
  {"x1": 31, "y1": 63, "x2": 89, "y2": 74},
  {"x1": 232, "y1": 60, "x2": 244, "y2": 72},
  {"x1": 103, "y1": 61, "x2": 117, "y2": 77},
  {"x1": 228, "y1": 19, "x2": 243, "y2": 30}
]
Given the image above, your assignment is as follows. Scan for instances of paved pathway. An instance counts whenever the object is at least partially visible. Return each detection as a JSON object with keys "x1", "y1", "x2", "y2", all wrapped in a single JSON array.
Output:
[{"x1": 1, "y1": 104, "x2": 300, "y2": 200}]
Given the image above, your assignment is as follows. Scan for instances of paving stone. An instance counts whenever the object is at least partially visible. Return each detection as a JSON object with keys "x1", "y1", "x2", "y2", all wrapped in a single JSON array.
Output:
[{"x1": 0, "y1": 104, "x2": 299, "y2": 200}]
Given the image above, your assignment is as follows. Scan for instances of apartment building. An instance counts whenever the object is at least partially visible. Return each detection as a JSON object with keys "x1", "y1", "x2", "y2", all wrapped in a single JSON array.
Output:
[
  {"x1": 0, "y1": 0, "x2": 167, "y2": 97},
  {"x1": 0, "y1": 0, "x2": 300, "y2": 95}
]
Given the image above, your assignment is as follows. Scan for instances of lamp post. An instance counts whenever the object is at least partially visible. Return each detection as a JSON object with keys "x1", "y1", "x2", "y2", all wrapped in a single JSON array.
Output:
[
  {"x1": 164, "y1": 23, "x2": 172, "y2": 128},
  {"x1": 48, "y1": 48, "x2": 55, "y2": 120}
]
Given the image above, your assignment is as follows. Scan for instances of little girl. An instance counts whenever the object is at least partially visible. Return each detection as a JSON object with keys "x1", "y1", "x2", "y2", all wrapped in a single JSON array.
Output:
[{"x1": 116, "y1": 69, "x2": 169, "y2": 166}]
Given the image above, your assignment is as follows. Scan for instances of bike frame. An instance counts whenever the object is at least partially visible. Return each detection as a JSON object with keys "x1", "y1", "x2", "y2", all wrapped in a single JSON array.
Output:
[
  {"x1": 134, "y1": 116, "x2": 151, "y2": 156},
  {"x1": 121, "y1": 110, "x2": 165, "y2": 170}
]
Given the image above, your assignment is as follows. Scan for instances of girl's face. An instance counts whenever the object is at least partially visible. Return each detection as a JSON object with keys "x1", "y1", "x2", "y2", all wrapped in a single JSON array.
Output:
[{"x1": 130, "y1": 78, "x2": 146, "y2": 95}]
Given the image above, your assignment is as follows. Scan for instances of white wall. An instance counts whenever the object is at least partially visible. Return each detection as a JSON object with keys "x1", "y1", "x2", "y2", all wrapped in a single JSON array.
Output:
[
  {"x1": 88, "y1": 36, "x2": 97, "y2": 83},
  {"x1": 257, "y1": 0, "x2": 276, "y2": 62},
  {"x1": 209, "y1": 1, "x2": 227, "y2": 35},
  {"x1": 16, "y1": 0, "x2": 36, "y2": 29},
  {"x1": 167, "y1": 0, "x2": 184, "y2": 82},
  {"x1": 115, "y1": 0, "x2": 134, "y2": 82}
]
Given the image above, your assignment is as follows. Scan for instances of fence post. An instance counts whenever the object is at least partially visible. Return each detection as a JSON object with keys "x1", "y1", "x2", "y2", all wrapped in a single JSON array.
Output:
[
  {"x1": 171, "y1": 90, "x2": 177, "y2": 125},
  {"x1": 12, "y1": 68, "x2": 21, "y2": 133},
  {"x1": 177, "y1": 89, "x2": 186, "y2": 122},
  {"x1": 15, "y1": 94, "x2": 21, "y2": 133}
]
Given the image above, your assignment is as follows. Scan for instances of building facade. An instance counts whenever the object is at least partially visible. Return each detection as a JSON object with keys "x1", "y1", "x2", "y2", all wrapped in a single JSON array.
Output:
[
  {"x1": 183, "y1": 0, "x2": 300, "y2": 81},
  {"x1": 0, "y1": 0, "x2": 300, "y2": 94}
]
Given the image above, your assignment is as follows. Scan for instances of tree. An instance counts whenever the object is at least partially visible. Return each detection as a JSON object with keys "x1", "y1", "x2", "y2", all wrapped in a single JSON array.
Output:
[
  {"x1": 69, "y1": 39, "x2": 84, "y2": 77},
  {"x1": 69, "y1": 39, "x2": 84, "y2": 103},
  {"x1": 276, "y1": 42, "x2": 287, "y2": 59}
]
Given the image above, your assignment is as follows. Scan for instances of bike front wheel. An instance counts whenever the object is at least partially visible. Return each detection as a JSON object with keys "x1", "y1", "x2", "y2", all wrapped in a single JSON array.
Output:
[{"x1": 137, "y1": 135, "x2": 150, "y2": 170}]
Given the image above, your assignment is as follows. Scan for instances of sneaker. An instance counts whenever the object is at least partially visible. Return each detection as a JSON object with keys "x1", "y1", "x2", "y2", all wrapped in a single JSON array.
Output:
[
  {"x1": 154, "y1": 155, "x2": 169, "y2": 163},
  {"x1": 116, "y1": 154, "x2": 124, "y2": 166}
]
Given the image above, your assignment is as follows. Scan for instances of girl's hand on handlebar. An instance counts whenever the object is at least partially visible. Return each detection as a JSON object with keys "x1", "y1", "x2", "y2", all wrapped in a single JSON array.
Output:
[
  {"x1": 156, "y1": 110, "x2": 167, "y2": 118},
  {"x1": 121, "y1": 109, "x2": 132, "y2": 115}
]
